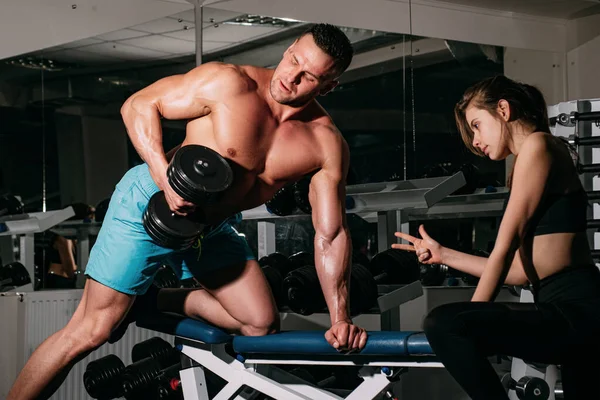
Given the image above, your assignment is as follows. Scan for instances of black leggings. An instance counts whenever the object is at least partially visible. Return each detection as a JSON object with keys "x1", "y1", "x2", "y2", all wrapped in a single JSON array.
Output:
[{"x1": 424, "y1": 299, "x2": 600, "y2": 400}]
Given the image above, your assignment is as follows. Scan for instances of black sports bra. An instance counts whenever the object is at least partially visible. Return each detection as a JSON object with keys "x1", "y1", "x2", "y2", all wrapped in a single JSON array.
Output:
[{"x1": 502, "y1": 190, "x2": 588, "y2": 236}]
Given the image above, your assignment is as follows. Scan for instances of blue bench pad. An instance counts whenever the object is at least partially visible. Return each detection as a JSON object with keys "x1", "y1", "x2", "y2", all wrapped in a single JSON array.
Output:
[{"x1": 137, "y1": 316, "x2": 435, "y2": 356}]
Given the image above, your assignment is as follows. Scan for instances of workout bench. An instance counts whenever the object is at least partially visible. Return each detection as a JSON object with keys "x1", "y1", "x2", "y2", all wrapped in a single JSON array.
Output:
[{"x1": 136, "y1": 312, "x2": 442, "y2": 400}]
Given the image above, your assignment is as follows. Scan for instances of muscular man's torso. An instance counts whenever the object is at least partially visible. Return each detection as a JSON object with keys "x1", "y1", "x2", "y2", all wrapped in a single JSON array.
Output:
[{"x1": 169, "y1": 65, "x2": 339, "y2": 224}]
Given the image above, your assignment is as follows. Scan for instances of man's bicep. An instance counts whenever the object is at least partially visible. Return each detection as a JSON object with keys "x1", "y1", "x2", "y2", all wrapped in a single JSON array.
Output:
[
  {"x1": 309, "y1": 170, "x2": 345, "y2": 239},
  {"x1": 124, "y1": 63, "x2": 234, "y2": 120}
]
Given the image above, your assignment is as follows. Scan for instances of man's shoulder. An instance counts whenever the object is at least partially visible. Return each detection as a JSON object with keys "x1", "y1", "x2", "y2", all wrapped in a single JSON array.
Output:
[{"x1": 186, "y1": 62, "x2": 259, "y2": 95}]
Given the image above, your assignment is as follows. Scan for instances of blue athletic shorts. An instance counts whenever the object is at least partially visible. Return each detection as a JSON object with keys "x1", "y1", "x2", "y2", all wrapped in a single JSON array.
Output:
[{"x1": 84, "y1": 163, "x2": 255, "y2": 295}]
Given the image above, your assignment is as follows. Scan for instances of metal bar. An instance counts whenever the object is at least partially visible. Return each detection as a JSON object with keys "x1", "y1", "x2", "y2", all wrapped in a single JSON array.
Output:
[
  {"x1": 423, "y1": 171, "x2": 466, "y2": 207},
  {"x1": 574, "y1": 111, "x2": 600, "y2": 122},
  {"x1": 587, "y1": 191, "x2": 600, "y2": 201},
  {"x1": 575, "y1": 136, "x2": 600, "y2": 146},
  {"x1": 194, "y1": 5, "x2": 203, "y2": 66},
  {"x1": 257, "y1": 221, "x2": 276, "y2": 259},
  {"x1": 587, "y1": 219, "x2": 600, "y2": 229}
]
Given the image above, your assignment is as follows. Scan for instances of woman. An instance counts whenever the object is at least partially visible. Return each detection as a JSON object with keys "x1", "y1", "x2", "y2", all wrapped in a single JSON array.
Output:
[{"x1": 394, "y1": 75, "x2": 600, "y2": 399}]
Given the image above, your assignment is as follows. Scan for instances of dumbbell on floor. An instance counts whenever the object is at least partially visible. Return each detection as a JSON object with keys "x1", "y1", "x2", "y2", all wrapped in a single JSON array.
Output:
[
  {"x1": 501, "y1": 374, "x2": 550, "y2": 400},
  {"x1": 143, "y1": 145, "x2": 233, "y2": 250},
  {"x1": 83, "y1": 354, "x2": 126, "y2": 400}
]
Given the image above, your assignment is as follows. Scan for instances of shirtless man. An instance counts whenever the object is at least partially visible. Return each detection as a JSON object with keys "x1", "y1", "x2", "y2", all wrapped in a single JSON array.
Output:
[{"x1": 8, "y1": 23, "x2": 368, "y2": 400}]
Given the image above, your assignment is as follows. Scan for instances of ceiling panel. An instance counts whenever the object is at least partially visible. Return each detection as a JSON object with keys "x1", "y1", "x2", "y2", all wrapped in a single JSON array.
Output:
[
  {"x1": 61, "y1": 38, "x2": 105, "y2": 49},
  {"x1": 162, "y1": 28, "x2": 196, "y2": 42},
  {"x1": 120, "y1": 35, "x2": 196, "y2": 54},
  {"x1": 167, "y1": 8, "x2": 244, "y2": 24},
  {"x1": 81, "y1": 42, "x2": 171, "y2": 60},
  {"x1": 43, "y1": 48, "x2": 124, "y2": 64},
  {"x1": 95, "y1": 29, "x2": 149, "y2": 42},
  {"x1": 203, "y1": 24, "x2": 281, "y2": 43},
  {"x1": 130, "y1": 17, "x2": 193, "y2": 34},
  {"x1": 417, "y1": 0, "x2": 600, "y2": 19}
]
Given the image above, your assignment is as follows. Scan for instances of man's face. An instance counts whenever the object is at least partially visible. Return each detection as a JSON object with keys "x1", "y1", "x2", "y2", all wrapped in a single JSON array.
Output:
[{"x1": 270, "y1": 34, "x2": 339, "y2": 107}]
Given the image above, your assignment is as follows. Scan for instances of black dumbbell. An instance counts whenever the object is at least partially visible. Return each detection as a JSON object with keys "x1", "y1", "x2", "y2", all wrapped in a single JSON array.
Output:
[
  {"x1": 293, "y1": 173, "x2": 314, "y2": 214},
  {"x1": 83, "y1": 354, "x2": 126, "y2": 400},
  {"x1": 265, "y1": 184, "x2": 297, "y2": 216},
  {"x1": 0, "y1": 261, "x2": 32, "y2": 290},
  {"x1": 131, "y1": 337, "x2": 180, "y2": 370},
  {"x1": 0, "y1": 194, "x2": 24, "y2": 217},
  {"x1": 152, "y1": 265, "x2": 181, "y2": 289},
  {"x1": 95, "y1": 197, "x2": 110, "y2": 222},
  {"x1": 154, "y1": 364, "x2": 183, "y2": 400},
  {"x1": 121, "y1": 357, "x2": 164, "y2": 400},
  {"x1": 369, "y1": 249, "x2": 421, "y2": 285},
  {"x1": 283, "y1": 259, "x2": 377, "y2": 316},
  {"x1": 419, "y1": 263, "x2": 448, "y2": 286},
  {"x1": 501, "y1": 374, "x2": 550, "y2": 400},
  {"x1": 259, "y1": 252, "x2": 294, "y2": 308},
  {"x1": 143, "y1": 145, "x2": 233, "y2": 250}
]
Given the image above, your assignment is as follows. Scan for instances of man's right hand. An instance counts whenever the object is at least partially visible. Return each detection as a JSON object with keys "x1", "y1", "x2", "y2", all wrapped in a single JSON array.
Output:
[
  {"x1": 153, "y1": 168, "x2": 196, "y2": 216},
  {"x1": 392, "y1": 224, "x2": 444, "y2": 265}
]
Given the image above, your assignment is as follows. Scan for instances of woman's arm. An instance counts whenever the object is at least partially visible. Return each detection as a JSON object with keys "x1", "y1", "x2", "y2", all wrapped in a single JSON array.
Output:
[
  {"x1": 441, "y1": 247, "x2": 528, "y2": 285},
  {"x1": 472, "y1": 132, "x2": 552, "y2": 301}
]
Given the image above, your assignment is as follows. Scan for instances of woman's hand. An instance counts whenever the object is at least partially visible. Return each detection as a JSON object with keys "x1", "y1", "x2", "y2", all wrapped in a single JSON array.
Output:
[{"x1": 392, "y1": 224, "x2": 444, "y2": 265}]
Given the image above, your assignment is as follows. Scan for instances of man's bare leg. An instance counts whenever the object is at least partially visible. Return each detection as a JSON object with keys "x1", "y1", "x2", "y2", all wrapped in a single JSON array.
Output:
[
  {"x1": 7, "y1": 279, "x2": 134, "y2": 400},
  {"x1": 159, "y1": 261, "x2": 279, "y2": 335}
]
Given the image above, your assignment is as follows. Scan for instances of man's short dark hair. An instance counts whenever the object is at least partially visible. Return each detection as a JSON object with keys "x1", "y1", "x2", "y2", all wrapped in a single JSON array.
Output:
[{"x1": 302, "y1": 23, "x2": 354, "y2": 77}]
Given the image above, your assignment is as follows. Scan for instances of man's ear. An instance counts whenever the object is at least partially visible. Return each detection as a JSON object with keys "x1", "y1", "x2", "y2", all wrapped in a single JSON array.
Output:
[{"x1": 319, "y1": 80, "x2": 339, "y2": 96}]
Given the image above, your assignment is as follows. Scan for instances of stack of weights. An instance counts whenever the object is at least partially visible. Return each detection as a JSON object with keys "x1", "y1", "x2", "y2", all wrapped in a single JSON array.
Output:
[
  {"x1": 83, "y1": 354, "x2": 127, "y2": 400},
  {"x1": 122, "y1": 337, "x2": 182, "y2": 400},
  {"x1": 282, "y1": 249, "x2": 421, "y2": 316},
  {"x1": 258, "y1": 251, "x2": 312, "y2": 310}
]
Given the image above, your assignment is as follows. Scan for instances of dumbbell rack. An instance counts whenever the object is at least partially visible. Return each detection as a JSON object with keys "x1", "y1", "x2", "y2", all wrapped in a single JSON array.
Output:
[
  {"x1": 549, "y1": 98, "x2": 600, "y2": 256},
  {"x1": 241, "y1": 171, "x2": 511, "y2": 331},
  {"x1": 501, "y1": 99, "x2": 600, "y2": 400},
  {"x1": 0, "y1": 206, "x2": 75, "y2": 291}
]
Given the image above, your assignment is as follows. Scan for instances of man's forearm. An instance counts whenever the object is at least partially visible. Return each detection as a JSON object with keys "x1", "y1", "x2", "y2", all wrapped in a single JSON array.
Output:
[
  {"x1": 121, "y1": 97, "x2": 168, "y2": 185},
  {"x1": 314, "y1": 229, "x2": 352, "y2": 325}
]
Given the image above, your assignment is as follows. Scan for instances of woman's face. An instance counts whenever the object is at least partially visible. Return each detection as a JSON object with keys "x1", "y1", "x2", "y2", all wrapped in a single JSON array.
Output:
[{"x1": 465, "y1": 104, "x2": 511, "y2": 160}]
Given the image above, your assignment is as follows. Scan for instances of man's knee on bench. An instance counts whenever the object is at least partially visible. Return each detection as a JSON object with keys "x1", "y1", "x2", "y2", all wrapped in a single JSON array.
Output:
[{"x1": 239, "y1": 309, "x2": 280, "y2": 336}]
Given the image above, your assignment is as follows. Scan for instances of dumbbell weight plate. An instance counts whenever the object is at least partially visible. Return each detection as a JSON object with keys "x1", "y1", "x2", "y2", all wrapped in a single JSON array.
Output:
[
  {"x1": 265, "y1": 184, "x2": 297, "y2": 216},
  {"x1": 293, "y1": 174, "x2": 312, "y2": 214},
  {"x1": 143, "y1": 192, "x2": 204, "y2": 250},
  {"x1": 167, "y1": 145, "x2": 234, "y2": 205}
]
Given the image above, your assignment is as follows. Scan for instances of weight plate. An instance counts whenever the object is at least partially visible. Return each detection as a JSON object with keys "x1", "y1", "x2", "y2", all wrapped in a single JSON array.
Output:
[{"x1": 168, "y1": 145, "x2": 233, "y2": 204}]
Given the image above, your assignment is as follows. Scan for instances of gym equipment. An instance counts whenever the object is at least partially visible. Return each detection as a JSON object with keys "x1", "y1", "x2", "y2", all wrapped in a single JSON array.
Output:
[
  {"x1": 288, "y1": 251, "x2": 314, "y2": 270},
  {"x1": 154, "y1": 364, "x2": 183, "y2": 400},
  {"x1": 283, "y1": 250, "x2": 417, "y2": 316},
  {"x1": 83, "y1": 354, "x2": 126, "y2": 399},
  {"x1": 501, "y1": 374, "x2": 551, "y2": 400},
  {"x1": 95, "y1": 197, "x2": 110, "y2": 222},
  {"x1": 550, "y1": 110, "x2": 600, "y2": 127},
  {"x1": 0, "y1": 194, "x2": 24, "y2": 217},
  {"x1": 0, "y1": 261, "x2": 32, "y2": 290},
  {"x1": 152, "y1": 265, "x2": 181, "y2": 289},
  {"x1": 143, "y1": 145, "x2": 233, "y2": 250},
  {"x1": 134, "y1": 289, "x2": 441, "y2": 400},
  {"x1": 121, "y1": 356, "x2": 164, "y2": 399},
  {"x1": 131, "y1": 337, "x2": 180, "y2": 369},
  {"x1": 265, "y1": 184, "x2": 297, "y2": 216},
  {"x1": 369, "y1": 249, "x2": 421, "y2": 285},
  {"x1": 259, "y1": 252, "x2": 295, "y2": 308},
  {"x1": 419, "y1": 263, "x2": 448, "y2": 286},
  {"x1": 293, "y1": 174, "x2": 313, "y2": 214},
  {"x1": 577, "y1": 163, "x2": 600, "y2": 174}
]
